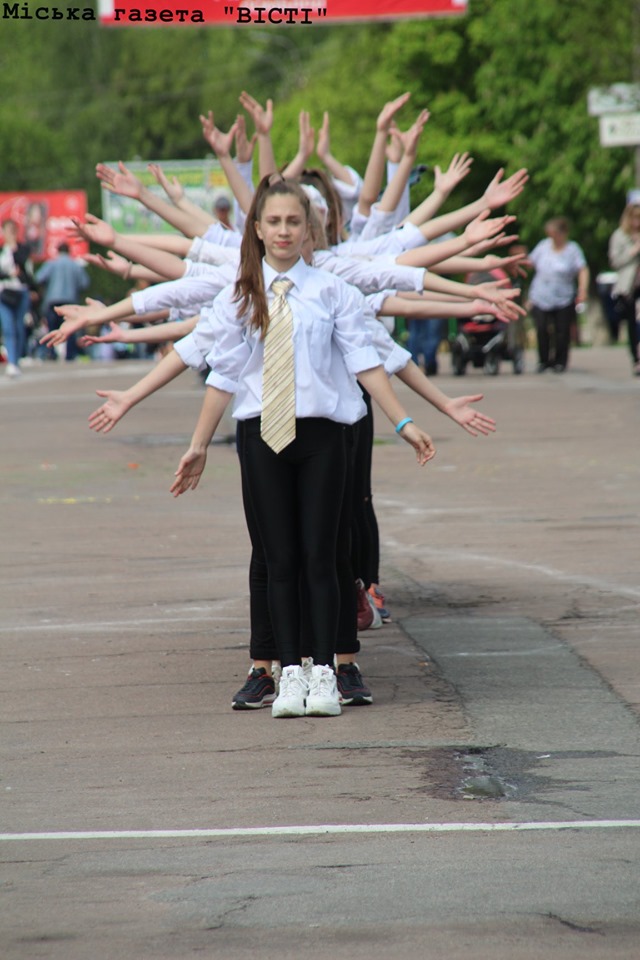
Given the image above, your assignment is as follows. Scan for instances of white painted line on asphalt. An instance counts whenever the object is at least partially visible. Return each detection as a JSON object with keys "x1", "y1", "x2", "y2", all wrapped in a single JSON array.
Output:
[
  {"x1": 0, "y1": 614, "x2": 245, "y2": 635},
  {"x1": 2, "y1": 821, "x2": 640, "y2": 842},
  {"x1": 386, "y1": 542, "x2": 640, "y2": 602}
]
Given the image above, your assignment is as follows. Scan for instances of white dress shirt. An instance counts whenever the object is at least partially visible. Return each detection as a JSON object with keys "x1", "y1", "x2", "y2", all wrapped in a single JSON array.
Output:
[
  {"x1": 313, "y1": 250, "x2": 424, "y2": 294},
  {"x1": 201, "y1": 222, "x2": 243, "y2": 247},
  {"x1": 333, "y1": 221, "x2": 425, "y2": 258},
  {"x1": 201, "y1": 257, "x2": 382, "y2": 424},
  {"x1": 130, "y1": 261, "x2": 237, "y2": 317}
]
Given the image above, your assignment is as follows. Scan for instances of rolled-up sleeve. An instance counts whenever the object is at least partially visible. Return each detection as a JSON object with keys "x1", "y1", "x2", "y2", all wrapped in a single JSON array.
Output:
[
  {"x1": 174, "y1": 331, "x2": 207, "y2": 372},
  {"x1": 330, "y1": 283, "x2": 382, "y2": 374}
]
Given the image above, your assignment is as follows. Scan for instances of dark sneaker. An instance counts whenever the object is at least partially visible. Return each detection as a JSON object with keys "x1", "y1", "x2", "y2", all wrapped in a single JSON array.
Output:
[
  {"x1": 336, "y1": 662, "x2": 373, "y2": 706},
  {"x1": 232, "y1": 667, "x2": 276, "y2": 710}
]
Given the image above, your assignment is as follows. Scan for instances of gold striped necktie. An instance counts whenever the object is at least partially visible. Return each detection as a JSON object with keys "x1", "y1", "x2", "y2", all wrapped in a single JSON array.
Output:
[{"x1": 261, "y1": 278, "x2": 296, "y2": 453}]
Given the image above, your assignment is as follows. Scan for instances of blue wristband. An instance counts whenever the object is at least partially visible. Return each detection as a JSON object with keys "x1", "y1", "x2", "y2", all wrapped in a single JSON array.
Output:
[{"x1": 395, "y1": 416, "x2": 414, "y2": 434}]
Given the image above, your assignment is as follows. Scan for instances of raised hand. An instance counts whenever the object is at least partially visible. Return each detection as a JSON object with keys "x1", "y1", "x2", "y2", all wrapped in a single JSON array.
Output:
[
  {"x1": 68, "y1": 213, "x2": 116, "y2": 248},
  {"x1": 483, "y1": 167, "x2": 529, "y2": 209},
  {"x1": 239, "y1": 91, "x2": 274, "y2": 136},
  {"x1": 472, "y1": 291, "x2": 525, "y2": 322},
  {"x1": 80, "y1": 321, "x2": 129, "y2": 346},
  {"x1": 376, "y1": 91, "x2": 411, "y2": 132},
  {"x1": 40, "y1": 298, "x2": 107, "y2": 346},
  {"x1": 385, "y1": 122, "x2": 403, "y2": 163},
  {"x1": 170, "y1": 447, "x2": 208, "y2": 497},
  {"x1": 398, "y1": 109, "x2": 430, "y2": 160},
  {"x1": 463, "y1": 211, "x2": 517, "y2": 248},
  {"x1": 83, "y1": 251, "x2": 131, "y2": 278},
  {"x1": 234, "y1": 113, "x2": 257, "y2": 163},
  {"x1": 96, "y1": 161, "x2": 143, "y2": 200},
  {"x1": 434, "y1": 152, "x2": 474, "y2": 195},
  {"x1": 88, "y1": 389, "x2": 132, "y2": 434},
  {"x1": 316, "y1": 111, "x2": 332, "y2": 162},
  {"x1": 443, "y1": 394, "x2": 497, "y2": 437},
  {"x1": 484, "y1": 251, "x2": 529, "y2": 277},
  {"x1": 297, "y1": 110, "x2": 315, "y2": 162},
  {"x1": 200, "y1": 110, "x2": 238, "y2": 158},
  {"x1": 148, "y1": 163, "x2": 184, "y2": 204}
]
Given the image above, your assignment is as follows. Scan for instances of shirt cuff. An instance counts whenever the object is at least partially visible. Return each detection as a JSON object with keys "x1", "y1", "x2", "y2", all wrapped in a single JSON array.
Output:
[
  {"x1": 174, "y1": 333, "x2": 207, "y2": 372},
  {"x1": 384, "y1": 343, "x2": 411, "y2": 376},
  {"x1": 342, "y1": 345, "x2": 383, "y2": 375},
  {"x1": 205, "y1": 369, "x2": 239, "y2": 394}
]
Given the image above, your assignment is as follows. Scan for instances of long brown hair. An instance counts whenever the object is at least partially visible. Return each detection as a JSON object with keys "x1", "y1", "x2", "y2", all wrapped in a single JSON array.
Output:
[
  {"x1": 234, "y1": 176, "x2": 310, "y2": 338},
  {"x1": 299, "y1": 168, "x2": 344, "y2": 246}
]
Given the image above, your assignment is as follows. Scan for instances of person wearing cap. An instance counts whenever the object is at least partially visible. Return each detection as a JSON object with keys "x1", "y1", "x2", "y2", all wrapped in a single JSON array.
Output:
[{"x1": 212, "y1": 194, "x2": 233, "y2": 230}]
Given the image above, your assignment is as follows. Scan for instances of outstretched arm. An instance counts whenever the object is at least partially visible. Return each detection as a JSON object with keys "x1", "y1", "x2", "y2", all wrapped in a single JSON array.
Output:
[
  {"x1": 358, "y1": 92, "x2": 412, "y2": 219},
  {"x1": 403, "y1": 152, "x2": 474, "y2": 226},
  {"x1": 147, "y1": 163, "x2": 214, "y2": 232},
  {"x1": 170, "y1": 385, "x2": 233, "y2": 496},
  {"x1": 395, "y1": 361, "x2": 496, "y2": 437},
  {"x1": 396, "y1": 212, "x2": 516, "y2": 269},
  {"x1": 96, "y1": 160, "x2": 209, "y2": 239},
  {"x1": 374, "y1": 108, "x2": 430, "y2": 215},
  {"x1": 200, "y1": 110, "x2": 254, "y2": 215},
  {"x1": 69, "y1": 215, "x2": 188, "y2": 281},
  {"x1": 355, "y1": 365, "x2": 435, "y2": 465},
  {"x1": 40, "y1": 296, "x2": 143, "y2": 346},
  {"x1": 411, "y1": 167, "x2": 529, "y2": 240},
  {"x1": 88, "y1": 348, "x2": 189, "y2": 435},
  {"x1": 81, "y1": 315, "x2": 198, "y2": 349}
]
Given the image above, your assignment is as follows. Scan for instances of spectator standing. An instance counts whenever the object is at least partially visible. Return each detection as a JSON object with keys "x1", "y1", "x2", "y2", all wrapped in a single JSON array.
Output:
[
  {"x1": 528, "y1": 217, "x2": 589, "y2": 373},
  {"x1": 212, "y1": 194, "x2": 233, "y2": 230},
  {"x1": 36, "y1": 242, "x2": 89, "y2": 361},
  {"x1": 0, "y1": 219, "x2": 33, "y2": 378},
  {"x1": 608, "y1": 202, "x2": 640, "y2": 377}
]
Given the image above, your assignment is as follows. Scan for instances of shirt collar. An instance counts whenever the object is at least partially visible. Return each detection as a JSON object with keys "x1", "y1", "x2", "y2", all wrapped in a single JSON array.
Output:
[{"x1": 262, "y1": 256, "x2": 309, "y2": 293}]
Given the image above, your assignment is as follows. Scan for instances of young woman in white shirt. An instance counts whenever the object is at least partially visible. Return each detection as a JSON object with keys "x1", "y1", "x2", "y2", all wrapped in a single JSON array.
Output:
[{"x1": 170, "y1": 176, "x2": 434, "y2": 718}]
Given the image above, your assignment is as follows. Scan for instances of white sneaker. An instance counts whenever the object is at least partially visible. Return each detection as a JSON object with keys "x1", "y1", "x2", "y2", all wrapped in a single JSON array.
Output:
[
  {"x1": 5, "y1": 363, "x2": 21, "y2": 378},
  {"x1": 271, "y1": 665, "x2": 308, "y2": 718},
  {"x1": 305, "y1": 664, "x2": 342, "y2": 717}
]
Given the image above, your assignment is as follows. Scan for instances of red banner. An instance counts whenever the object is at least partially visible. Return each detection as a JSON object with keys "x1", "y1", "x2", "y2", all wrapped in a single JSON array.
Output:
[
  {"x1": 98, "y1": 0, "x2": 467, "y2": 27},
  {"x1": 0, "y1": 191, "x2": 88, "y2": 262}
]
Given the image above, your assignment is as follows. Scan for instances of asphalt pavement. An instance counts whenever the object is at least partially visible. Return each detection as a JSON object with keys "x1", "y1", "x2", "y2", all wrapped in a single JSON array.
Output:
[{"x1": 1, "y1": 346, "x2": 639, "y2": 959}]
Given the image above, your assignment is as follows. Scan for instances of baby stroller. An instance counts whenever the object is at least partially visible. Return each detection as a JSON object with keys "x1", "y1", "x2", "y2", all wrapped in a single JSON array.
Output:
[{"x1": 449, "y1": 270, "x2": 525, "y2": 376}]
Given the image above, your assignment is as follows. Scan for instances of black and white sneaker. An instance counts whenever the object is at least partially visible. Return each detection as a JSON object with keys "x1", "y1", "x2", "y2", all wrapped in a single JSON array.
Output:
[
  {"x1": 231, "y1": 667, "x2": 276, "y2": 710},
  {"x1": 336, "y1": 663, "x2": 373, "y2": 705}
]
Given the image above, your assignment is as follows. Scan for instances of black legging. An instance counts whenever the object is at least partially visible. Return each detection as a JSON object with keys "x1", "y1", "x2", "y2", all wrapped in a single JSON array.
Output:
[
  {"x1": 532, "y1": 304, "x2": 574, "y2": 370},
  {"x1": 615, "y1": 290, "x2": 640, "y2": 364},
  {"x1": 350, "y1": 390, "x2": 380, "y2": 588},
  {"x1": 238, "y1": 417, "x2": 347, "y2": 668},
  {"x1": 237, "y1": 422, "x2": 360, "y2": 662}
]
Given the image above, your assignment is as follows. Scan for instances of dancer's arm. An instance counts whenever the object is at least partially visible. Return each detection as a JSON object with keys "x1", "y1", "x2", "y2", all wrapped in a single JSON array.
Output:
[
  {"x1": 170, "y1": 385, "x2": 233, "y2": 495},
  {"x1": 88, "y1": 348, "x2": 189, "y2": 435},
  {"x1": 355, "y1": 365, "x2": 435, "y2": 465}
]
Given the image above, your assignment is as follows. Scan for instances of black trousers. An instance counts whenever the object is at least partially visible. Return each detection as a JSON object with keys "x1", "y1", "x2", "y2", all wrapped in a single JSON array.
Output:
[
  {"x1": 614, "y1": 291, "x2": 640, "y2": 364},
  {"x1": 237, "y1": 422, "x2": 360, "y2": 662},
  {"x1": 532, "y1": 304, "x2": 574, "y2": 369},
  {"x1": 350, "y1": 390, "x2": 380, "y2": 588},
  {"x1": 238, "y1": 417, "x2": 347, "y2": 668}
]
